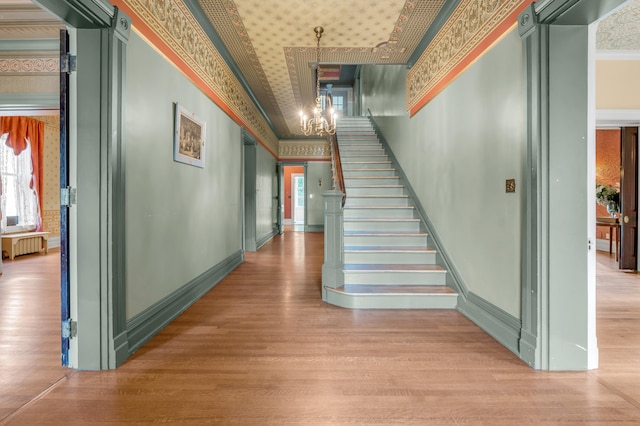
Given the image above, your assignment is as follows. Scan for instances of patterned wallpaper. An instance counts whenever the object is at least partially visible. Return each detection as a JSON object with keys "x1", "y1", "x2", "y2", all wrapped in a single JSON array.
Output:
[
  {"x1": 406, "y1": 0, "x2": 530, "y2": 114},
  {"x1": 595, "y1": 129, "x2": 620, "y2": 240},
  {"x1": 0, "y1": 58, "x2": 58, "y2": 74},
  {"x1": 34, "y1": 115, "x2": 60, "y2": 237}
]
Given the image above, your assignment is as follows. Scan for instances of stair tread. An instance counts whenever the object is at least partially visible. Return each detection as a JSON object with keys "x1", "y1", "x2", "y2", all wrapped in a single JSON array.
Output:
[
  {"x1": 344, "y1": 206, "x2": 413, "y2": 209},
  {"x1": 344, "y1": 246, "x2": 435, "y2": 252},
  {"x1": 347, "y1": 195, "x2": 408, "y2": 198},
  {"x1": 344, "y1": 263, "x2": 443, "y2": 272},
  {"x1": 347, "y1": 185, "x2": 403, "y2": 188},
  {"x1": 343, "y1": 218, "x2": 419, "y2": 222},
  {"x1": 346, "y1": 176, "x2": 399, "y2": 178},
  {"x1": 343, "y1": 161, "x2": 391, "y2": 164},
  {"x1": 344, "y1": 230, "x2": 425, "y2": 235},
  {"x1": 336, "y1": 285, "x2": 456, "y2": 295},
  {"x1": 343, "y1": 168, "x2": 395, "y2": 171}
]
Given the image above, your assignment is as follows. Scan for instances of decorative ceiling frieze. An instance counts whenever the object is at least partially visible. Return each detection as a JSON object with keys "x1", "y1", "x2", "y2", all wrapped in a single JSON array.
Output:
[
  {"x1": 196, "y1": 0, "x2": 445, "y2": 138},
  {"x1": 196, "y1": 0, "x2": 287, "y2": 138},
  {"x1": 406, "y1": 0, "x2": 530, "y2": 115},
  {"x1": 279, "y1": 140, "x2": 330, "y2": 160},
  {"x1": 0, "y1": 57, "x2": 58, "y2": 74},
  {"x1": 111, "y1": 0, "x2": 280, "y2": 156}
]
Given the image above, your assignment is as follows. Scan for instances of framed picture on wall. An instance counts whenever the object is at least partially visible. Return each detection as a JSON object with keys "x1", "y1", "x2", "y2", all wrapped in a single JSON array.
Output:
[{"x1": 174, "y1": 103, "x2": 206, "y2": 168}]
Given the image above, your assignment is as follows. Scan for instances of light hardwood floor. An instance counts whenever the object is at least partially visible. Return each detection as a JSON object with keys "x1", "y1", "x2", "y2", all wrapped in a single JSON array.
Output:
[{"x1": 1, "y1": 233, "x2": 639, "y2": 424}]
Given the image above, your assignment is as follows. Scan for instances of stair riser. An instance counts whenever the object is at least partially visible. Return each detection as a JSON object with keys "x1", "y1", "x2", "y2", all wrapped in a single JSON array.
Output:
[
  {"x1": 343, "y1": 162, "x2": 392, "y2": 170},
  {"x1": 346, "y1": 177, "x2": 401, "y2": 186},
  {"x1": 343, "y1": 169, "x2": 397, "y2": 177},
  {"x1": 344, "y1": 221, "x2": 421, "y2": 232},
  {"x1": 324, "y1": 290, "x2": 458, "y2": 309},
  {"x1": 339, "y1": 149, "x2": 385, "y2": 156},
  {"x1": 345, "y1": 197, "x2": 410, "y2": 207},
  {"x1": 344, "y1": 271, "x2": 446, "y2": 285},
  {"x1": 339, "y1": 143, "x2": 381, "y2": 148},
  {"x1": 343, "y1": 234, "x2": 427, "y2": 246},
  {"x1": 338, "y1": 141, "x2": 382, "y2": 149},
  {"x1": 344, "y1": 251, "x2": 437, "y2": 264},
  {"x1": 344, "y1": 208, "x2": 415, "y2": 219},
  {"x1": 347, "y1": 187, "x2": 405, "y2": 196},
  {"x1": 342, "y1": 155, "x2": 389, "y2": 162}
]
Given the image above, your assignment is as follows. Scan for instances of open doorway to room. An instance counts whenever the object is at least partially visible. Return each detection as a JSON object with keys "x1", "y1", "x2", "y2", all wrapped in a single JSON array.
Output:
[
  {"x1": 292, "y1": 174, "x2": 304, "y2": 225},
  {"x1": 595, "y1": 127, "x2": 640, "y2": 269},
  {"x1": 591, "y1": 0, "x2": 640, "y2": 375},
  {"x1": 283, "y1": 165, "x2": 305, "y2": 231},
  {"x1": 595, "y1": 128, "x2": 622, "y2": 262}
]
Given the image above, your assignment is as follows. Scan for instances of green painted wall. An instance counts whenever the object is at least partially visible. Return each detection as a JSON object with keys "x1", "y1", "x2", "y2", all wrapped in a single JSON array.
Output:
[
  {"x1": 256, "y1": 143, "x2": 277, "y2": 240},
  {"x1": 306, "y1": 161, "x2": 332, "y2": 228},
  {"x1": 362, "y1": 29, "x2": 524, "y2": 317},
  {"x1": 124, "y1": 33, "x2": 242, "y2": 319}
]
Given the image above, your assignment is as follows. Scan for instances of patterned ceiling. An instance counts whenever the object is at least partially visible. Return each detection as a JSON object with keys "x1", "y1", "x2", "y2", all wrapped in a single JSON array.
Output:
[
  {"x1": 196, "y1": 0, "x2": 446, "y2": 138},
  {"x1": 596, "y1": 0, "x2": 640, "y2": 50},
  {"x1": 1, "y1": 0, "x2": 639, "y2": 139}
]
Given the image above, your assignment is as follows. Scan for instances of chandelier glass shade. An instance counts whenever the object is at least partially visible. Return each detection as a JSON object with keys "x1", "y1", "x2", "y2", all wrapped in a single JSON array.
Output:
[{"x1": 299, "y1": 26, "x2": 336, "y2": 137}]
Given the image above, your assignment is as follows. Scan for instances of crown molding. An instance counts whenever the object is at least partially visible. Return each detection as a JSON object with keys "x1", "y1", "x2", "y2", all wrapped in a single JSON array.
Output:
[{"x1": 596, "y1": 50, "x2": 640, "y2": 61}]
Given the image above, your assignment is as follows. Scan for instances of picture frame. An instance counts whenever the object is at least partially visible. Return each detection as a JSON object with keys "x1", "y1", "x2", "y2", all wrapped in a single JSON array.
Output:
[{"x1": 174, "y1": 103, "x2": 206, "y2": 168}]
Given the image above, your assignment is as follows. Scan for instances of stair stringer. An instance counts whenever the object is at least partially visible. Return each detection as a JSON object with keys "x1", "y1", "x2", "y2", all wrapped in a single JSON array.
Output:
[{"x1": 366, "y1": 113, "x2": 522, "y2": 356}]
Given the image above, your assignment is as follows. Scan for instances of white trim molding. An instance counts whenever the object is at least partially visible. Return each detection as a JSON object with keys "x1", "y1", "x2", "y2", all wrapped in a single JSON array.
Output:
[
  {"x1": 596, "y1": 50, "x2": 640, "y2": 61},
  {"x1": 596, "y1": 109, "x2": 640, "y2": 127}
]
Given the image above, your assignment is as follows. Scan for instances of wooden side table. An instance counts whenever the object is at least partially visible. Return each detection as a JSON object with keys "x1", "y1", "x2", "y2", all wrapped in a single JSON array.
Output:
[{"x1": 596, "y1": 217, "x2": 620, "y2": 261}]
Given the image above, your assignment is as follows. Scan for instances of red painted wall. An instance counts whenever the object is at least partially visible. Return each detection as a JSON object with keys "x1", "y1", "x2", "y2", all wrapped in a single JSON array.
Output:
[
  {"x1": 284, "y1": 166, "x2": 304, "y2": 219},
  {"x1": 595, "y1": 129, "x2": 621, "y2": 239}
]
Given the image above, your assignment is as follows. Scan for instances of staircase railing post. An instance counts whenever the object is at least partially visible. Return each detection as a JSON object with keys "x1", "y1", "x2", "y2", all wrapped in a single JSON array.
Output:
[{"x1": 322, "y1": 190, "x2": 344, "y2": 300}]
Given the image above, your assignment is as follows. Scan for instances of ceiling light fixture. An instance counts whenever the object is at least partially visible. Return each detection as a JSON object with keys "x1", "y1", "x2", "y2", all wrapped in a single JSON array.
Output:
[{"x1": 299, "y1": 26, "x2": 336, "y2": 137}]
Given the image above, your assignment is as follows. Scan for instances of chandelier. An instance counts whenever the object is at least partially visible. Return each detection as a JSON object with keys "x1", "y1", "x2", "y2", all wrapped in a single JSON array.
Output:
[{"x1": 299, "y1": 26, "x2": 336, "y2": 136}]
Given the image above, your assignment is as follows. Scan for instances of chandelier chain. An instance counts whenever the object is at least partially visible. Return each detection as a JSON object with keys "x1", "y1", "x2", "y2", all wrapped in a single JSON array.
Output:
[{"x1": 299, "y1": 26, "x2": 336, "y2": 137}]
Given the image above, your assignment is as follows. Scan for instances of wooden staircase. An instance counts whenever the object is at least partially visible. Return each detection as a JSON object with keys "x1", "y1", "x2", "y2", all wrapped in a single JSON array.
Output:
[{"x1": 324, "y1": 117, "x2": 458, "y2": 309}]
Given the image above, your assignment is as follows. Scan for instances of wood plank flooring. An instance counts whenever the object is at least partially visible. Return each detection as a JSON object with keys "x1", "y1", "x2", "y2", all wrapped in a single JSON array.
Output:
[{"x1": 1, "y1": 233, "x2": 639, "y2": 424}]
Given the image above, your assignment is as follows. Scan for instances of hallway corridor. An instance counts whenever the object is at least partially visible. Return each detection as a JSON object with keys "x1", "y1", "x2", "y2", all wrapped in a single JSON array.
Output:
[{"x1": 1, "y1": 231, "x2": 640, "y2": 424}]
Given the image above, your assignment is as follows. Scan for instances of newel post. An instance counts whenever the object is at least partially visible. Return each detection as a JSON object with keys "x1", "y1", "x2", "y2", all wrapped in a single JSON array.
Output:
[{"x1": 322, "y1": 189, "x2": 344, "y2": 300}]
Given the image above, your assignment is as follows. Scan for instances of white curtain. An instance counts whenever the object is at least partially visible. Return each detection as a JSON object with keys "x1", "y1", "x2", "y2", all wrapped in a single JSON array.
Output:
[{"x1": 0, "y1": 133, "x2": 38, "y2": 234}]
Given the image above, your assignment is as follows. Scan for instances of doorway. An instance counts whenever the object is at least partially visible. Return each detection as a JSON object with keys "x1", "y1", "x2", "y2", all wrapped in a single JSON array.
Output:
[
  {"x1": 292, "y1": 174, "x2": 305, "y2": 225},
  {"x1": 283, "y1": 165, "x2": 305, "y2": 229}
]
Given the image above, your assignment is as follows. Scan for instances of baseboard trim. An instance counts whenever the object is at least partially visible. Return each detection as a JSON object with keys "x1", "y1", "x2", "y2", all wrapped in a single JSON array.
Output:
[
  {"x1": 126, "y1": 250, "x2": 243, "y2": 356},
  {"x1": 457, "y1": 291, "x2": 522, "y2": 355},
  {"x1": 595, "y1": 238, "x2": 616, "y2": 254},
  {"x1": 47, "y1": 235, "x2": 61, "y2": 248},
  {"x1": 304, "y1": 225, "x2": 324, "y2": 232},
  {"x1": 256, "y1": 227, "x2": 278, "y2": 250},
  {"x1": 112, "y1": 330, "x2": 129, "y2": 368},
  {"x1": 519, "y1": 328, "x2": 538, "y2": 368}
]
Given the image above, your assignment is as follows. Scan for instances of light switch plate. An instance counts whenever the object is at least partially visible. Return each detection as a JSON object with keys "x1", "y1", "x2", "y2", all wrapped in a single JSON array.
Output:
[{"x1": 506, "y1": 179, "x2": 516, "y2": 193}]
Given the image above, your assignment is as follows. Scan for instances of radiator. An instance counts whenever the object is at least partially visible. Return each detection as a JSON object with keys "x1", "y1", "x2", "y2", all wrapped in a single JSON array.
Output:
[
  {"x1": 2, "y1": 232, "x2": 49, "y2": 260},
  {"x1": 14, "y1": 236, "x2": 44, "y2": 257}
]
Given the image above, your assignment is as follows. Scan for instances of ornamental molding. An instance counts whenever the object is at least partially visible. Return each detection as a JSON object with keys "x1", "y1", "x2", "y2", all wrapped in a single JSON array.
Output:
[
  {"x1": 279, "y1": 141, "x2": 330, "y2": 160},
  {"x1": 113, "y1": 0, "x2": 279, "y2": 155},
  {"x1": 0, "y1": 57, "x2": 58, "y2": 74},
  {"x1": 407, "y1": 0, "x2": 529, "y2": 113}
]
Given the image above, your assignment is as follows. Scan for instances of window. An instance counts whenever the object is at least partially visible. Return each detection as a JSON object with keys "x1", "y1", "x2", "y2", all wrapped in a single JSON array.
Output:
[
  {"x1": 0, "y1": 133, "x2": 38, "y2": 233},
  {"x1": 332, "y1": 93, "x2": 345, "y2": 115}
]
